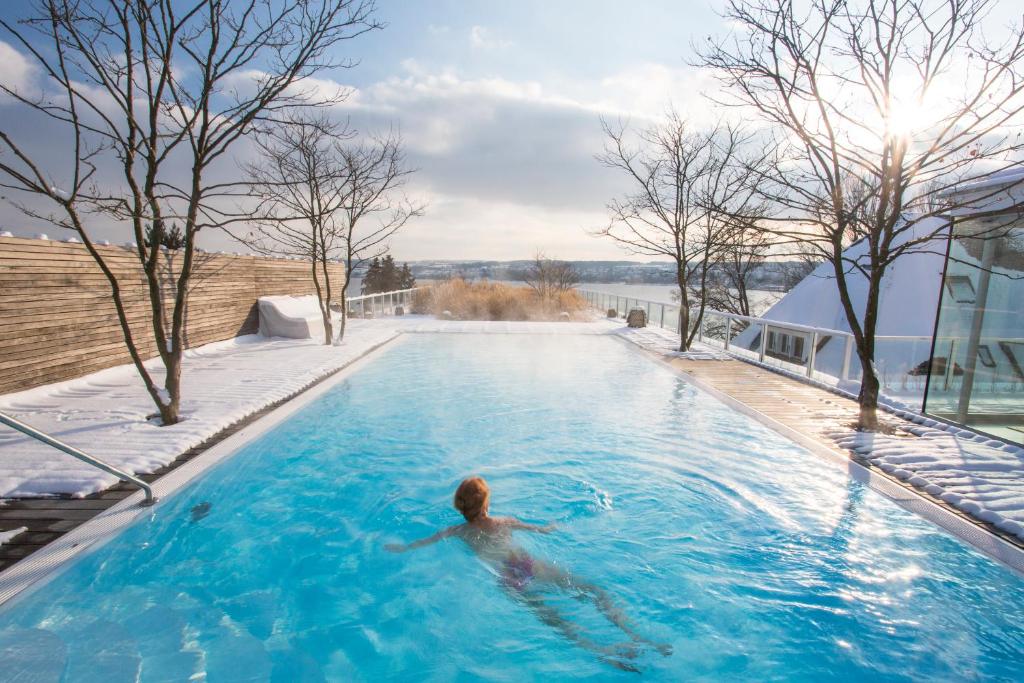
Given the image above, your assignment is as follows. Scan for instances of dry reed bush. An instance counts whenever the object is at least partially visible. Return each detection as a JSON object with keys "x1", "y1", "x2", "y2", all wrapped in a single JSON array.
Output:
[{"x1": 411, "y1": 279, "x2": 587, "y2": 321}]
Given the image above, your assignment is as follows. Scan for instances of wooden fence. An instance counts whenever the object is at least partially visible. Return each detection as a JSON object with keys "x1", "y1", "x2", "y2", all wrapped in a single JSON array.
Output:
[{"x1": 0, "y1": 235, "x2": 344, "y2": 394}]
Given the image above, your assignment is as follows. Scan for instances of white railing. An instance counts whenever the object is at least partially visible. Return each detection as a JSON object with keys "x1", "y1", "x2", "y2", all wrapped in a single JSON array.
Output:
[
  {"x1": 577, "y1": 288, "x2": 944, "y2": 405},
  {"x1": 345, "y1": 287, "x2": 419, "y2": 318}
]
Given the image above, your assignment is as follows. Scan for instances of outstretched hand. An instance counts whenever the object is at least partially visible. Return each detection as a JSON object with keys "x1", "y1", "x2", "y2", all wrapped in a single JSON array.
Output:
[{"x1": 384, "y1": 543, "x2": 407, "y2": 553}]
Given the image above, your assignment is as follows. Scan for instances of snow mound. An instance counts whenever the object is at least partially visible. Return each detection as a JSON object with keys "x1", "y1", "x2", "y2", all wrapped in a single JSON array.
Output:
[
  {"x1": 258, "y1": 295, "x2": 332, "y2": 340},
  {"x1": 827, "y1": 425, "x2": 1024, "y2": 540}
]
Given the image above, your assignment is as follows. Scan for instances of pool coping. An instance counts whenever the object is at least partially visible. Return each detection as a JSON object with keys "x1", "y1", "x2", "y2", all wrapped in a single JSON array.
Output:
[
  {"x1": 618, "y1": 337, "x2": 1024, "y2": 577},
  {"x1": 0, "y1": 334, "x2": 409, "y2": 610}
]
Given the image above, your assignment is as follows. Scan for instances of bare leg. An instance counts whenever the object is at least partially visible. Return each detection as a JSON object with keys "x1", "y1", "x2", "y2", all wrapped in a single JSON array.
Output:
[
  {"x1": 535, "y1": 563, "x2": 672, "y2": 657},
  {"x1": 517, "y1": 591, "x2": 641, "y2": 672}
]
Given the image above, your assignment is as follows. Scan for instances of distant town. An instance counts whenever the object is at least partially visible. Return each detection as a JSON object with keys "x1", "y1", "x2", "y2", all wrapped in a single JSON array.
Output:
[{"x1": 355, "y1": 259, "x2": 802, "y2": 290}]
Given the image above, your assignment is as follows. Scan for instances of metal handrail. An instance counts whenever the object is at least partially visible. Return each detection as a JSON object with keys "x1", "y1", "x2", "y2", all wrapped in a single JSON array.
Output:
[
  {"x1": 0, "y1": 411, "x2": 156, "y2": 507},
  {"x1": 580, "y1": 287, "x2": 1024, "y2": 412}
]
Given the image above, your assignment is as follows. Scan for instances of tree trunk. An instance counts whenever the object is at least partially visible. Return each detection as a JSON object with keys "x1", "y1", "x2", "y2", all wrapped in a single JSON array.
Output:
[
  {"x1": 322, "y1": 265, "x2": 334, "y2": 345},
  {"x1": 337, "y1": 290, "x2": 349, "y2": 343},
  {"x1": 320, "y1": 300, "x2": 334, "y2": 346},
  {"x1": 686, "y1": 260, "x2": 712, "y2": 349},
  {"x1": 311, "y1": 257, "x2": 333, "y2": 346},
  {"x1": 854, "y1": 269, "x2": 883, "y2": 430},
  {"x1": 857, "y1": 364, "x2": 880, "y2": 430},
  {"x1": 676, "y1": 268, "x2": 690, "y2": 352},
  {"x1": 159, "y1": 352, "x2": 182, "y2": 425}
]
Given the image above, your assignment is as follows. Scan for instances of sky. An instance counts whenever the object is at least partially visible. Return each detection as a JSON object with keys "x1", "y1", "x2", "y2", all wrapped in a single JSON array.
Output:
[
  {"x1": 0, "y1": 0, "x2": 725, "y2": 261},
  {"x1": 1, "y1": 1, "x2": 1018, "y2": 262}
]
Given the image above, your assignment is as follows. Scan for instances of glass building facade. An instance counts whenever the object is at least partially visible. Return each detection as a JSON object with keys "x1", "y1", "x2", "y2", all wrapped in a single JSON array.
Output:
[{"x1": 924, "y1": 210, "x2": 1024, "y2": 444}]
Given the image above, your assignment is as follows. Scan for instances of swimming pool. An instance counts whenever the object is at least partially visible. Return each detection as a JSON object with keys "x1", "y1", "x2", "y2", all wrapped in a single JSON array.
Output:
[{"x1": 1, "y1": 333, "x2": 1023, "y2": 680}]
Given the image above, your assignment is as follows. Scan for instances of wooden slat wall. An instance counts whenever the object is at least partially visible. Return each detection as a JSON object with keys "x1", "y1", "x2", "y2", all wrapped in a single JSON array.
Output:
[{"x1": 0, "y1": 236, "x2": 344, "y2": 394}]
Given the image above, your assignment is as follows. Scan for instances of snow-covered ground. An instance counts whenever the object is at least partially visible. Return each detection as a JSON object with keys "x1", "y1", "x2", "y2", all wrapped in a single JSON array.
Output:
[
  {"x1": 0, "y1": 317, "x2": 613, "y2": 499},
  {"x1": 828, "y1": 423, "x2": 1024, "y2": 539}
]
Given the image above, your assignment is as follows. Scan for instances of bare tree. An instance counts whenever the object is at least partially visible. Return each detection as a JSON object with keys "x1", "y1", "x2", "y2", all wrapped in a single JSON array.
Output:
[
  {"x1": 523, "y1": 251, "x2": 581, "y2": 300},
  {"x1": 699, "y1": 0, "x2": 1024, "y2": 429},
  {"x1": 777, "y1": 250, "x2": 826, "y2": 291},
  {"x1": 231, "y1": 114, "x2": 353, "y2": 345},
  {"x1": 705, "y1": 224, "x2": 774, "y2": 317},
  {"x1": 596, "y1": 112, "x2": 771, "y2": 351},
  {"x1": 335, "y1": 132, "x2": 425, "y2": 341},
  {"x1": 0, "y1": 0, "x2": 378, "y2": 424}
]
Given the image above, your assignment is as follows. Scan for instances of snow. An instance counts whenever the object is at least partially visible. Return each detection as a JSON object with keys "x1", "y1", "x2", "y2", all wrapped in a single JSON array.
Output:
[
  {"x1": 0, "y1": 527, "x2": 26, "y2": 546},
  {"x1": 0, "y1": 321, "x2": 402, "y2": 498},
  {"x1": 612, "y1": 324, "x2": 733, "y2": 360},
  {"x1": 827, "y1": 424, "x2": 1024, "y2": 539},
  {"x1": 258, "y1": 295, "x2": 324, "y2": 320},
  {"x1": 0, "y1": 317, "x2": 613, "y2": 499},
  {"x1": 944, "y1": 165, "x2": 1024, "y2": 216},
  {"x1": 257, "y1": 295, "x2": 331, "y2": 340}
]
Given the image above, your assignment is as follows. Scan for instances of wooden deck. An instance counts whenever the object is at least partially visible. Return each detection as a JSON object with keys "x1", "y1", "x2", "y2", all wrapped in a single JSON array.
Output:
[
  {"x1": 668, "y1": 357, "x2": 866, "y2": 438},
  {"x1": 666, "y1": 356, "x2": 1024, "y2": 552}
]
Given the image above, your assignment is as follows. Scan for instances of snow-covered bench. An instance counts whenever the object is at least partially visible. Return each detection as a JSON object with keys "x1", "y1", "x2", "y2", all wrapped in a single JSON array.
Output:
[{"x1": 258, "y1": 295, "x2": 331, "y2": 340}]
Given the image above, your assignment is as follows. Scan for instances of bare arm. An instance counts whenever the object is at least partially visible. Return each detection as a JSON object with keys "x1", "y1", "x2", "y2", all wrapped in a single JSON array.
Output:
[
  {"x1": 503, "y1": 518, "x2": 556, "y2": 534},
  {"x1": 385, "y1": 525, "x2": 461, "y2": 553}
]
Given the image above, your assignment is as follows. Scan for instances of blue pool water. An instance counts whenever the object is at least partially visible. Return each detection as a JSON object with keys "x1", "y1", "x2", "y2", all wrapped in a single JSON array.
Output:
[{"x1": 1, "y1": 334, "x2": 1023, "y2": 681}]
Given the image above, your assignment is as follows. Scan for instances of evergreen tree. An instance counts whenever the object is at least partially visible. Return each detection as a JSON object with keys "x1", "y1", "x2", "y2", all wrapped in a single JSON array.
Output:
[
  {"x1": 144, "y1": 220, "x2": 185, "y2": 250},
  {"x1": 399, "y1": 263, "x2": 415, "y2": 289},
  {"x1": 361, "y1": 257, "x2": 382, "y2": 295},
  {"x1": 380, "y1": 255, "x2": 398, "y2": 291},
  {"x1": 360, "y1": 255, "x2": 416, "y2": 293}
]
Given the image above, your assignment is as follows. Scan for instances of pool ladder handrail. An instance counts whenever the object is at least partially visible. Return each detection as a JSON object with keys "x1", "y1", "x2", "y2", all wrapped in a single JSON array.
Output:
[{"x1": 0, "y1": 411, "x2": 157, "y2": 507}]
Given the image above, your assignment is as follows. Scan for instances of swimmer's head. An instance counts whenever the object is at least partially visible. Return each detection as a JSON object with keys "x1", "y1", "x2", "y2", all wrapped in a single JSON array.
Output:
[{"x1": 454, "y1": 476, "x2": 490, "y2": 522}]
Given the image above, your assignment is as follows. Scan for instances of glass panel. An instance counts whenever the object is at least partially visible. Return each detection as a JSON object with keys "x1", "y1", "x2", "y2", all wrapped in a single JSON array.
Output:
[
  {"x1": 760, "y1": 325, "x2": 811, "y2": 373},
  {"x1": 925, "y1": 212, "x2": 1024, "y2": 445},
  {"x1": 701, "y1": 312, "x2": 730, "y2": 348},
  {"x1": 874, "y1": 337, "x2": 931, "y2": 402}
]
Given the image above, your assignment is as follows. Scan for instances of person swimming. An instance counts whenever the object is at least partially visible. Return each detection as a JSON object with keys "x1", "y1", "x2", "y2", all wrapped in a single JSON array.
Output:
[{"x1": 385, "y1": 476, "x2": 671, "y2": 669}]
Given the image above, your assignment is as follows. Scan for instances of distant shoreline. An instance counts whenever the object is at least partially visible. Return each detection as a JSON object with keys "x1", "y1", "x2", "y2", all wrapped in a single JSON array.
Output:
[{"x1": 347, "y1": 278, "x2": 783, "y2": 315}]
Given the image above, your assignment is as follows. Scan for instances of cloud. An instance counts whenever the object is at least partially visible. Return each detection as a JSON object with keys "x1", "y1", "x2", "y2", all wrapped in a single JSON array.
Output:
[
  {"x1": 0, "y1": 40, "x2": 38, "y2": 100},
  {"x1": 387, "y1": 193, "x2": 613, "y2": 261},
  {"x1": 594, "y1": 63, "x2": 729, "y2": 126},
  {"x1": 0, "y1": 37, "x2": 717, "y2": 261},
  {"x1": 325, "y1": 64, "x2": 621, "y2": 209},
  {"x1": 469, "y1": 25, "x2": 513, "y2": 50}
]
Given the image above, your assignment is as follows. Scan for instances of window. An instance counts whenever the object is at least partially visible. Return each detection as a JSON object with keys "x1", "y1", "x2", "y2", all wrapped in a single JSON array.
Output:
[{"x1": 944, "y1": 274, "x2": 976, "y2": 303}]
